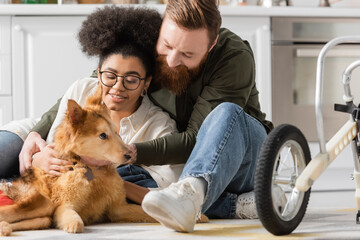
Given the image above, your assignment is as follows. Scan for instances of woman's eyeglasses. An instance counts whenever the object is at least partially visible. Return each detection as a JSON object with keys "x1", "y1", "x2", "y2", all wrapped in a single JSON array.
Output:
[{"x1": 99, "y1": 71, "x2": 144, "y2": 90}]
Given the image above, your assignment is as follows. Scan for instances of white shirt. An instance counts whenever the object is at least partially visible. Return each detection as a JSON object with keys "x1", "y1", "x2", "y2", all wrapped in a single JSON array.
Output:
[{"x1": 47, "y1": 78, "x2": 184, "y2": 188}]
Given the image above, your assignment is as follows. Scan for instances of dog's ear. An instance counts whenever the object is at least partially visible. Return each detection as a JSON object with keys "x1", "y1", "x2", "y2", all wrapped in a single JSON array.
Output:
[
  {"x1": 85, "y1": 82, "x2": 109, "y2": 115},
  {"x1": 85, "y1": 83, "x2": 103, "y2": 108},
  {"x1": 67, "y1": 99, "x2": 84, "y2": 125}
]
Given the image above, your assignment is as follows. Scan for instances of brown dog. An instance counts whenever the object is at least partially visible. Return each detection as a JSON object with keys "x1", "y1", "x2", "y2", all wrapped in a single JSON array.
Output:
[{"x1": 0, "y1": 85, "x2": 155, "y2": 236}]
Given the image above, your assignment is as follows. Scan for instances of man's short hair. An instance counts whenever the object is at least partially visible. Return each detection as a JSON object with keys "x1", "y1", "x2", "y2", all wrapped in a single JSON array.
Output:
[{"x1": 165, "y1": 0, "x2": 222, "y2": 46}]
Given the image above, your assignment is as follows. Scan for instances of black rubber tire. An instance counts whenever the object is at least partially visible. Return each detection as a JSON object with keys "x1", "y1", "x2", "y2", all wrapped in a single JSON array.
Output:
[{"x1": 255, "y1": 124, "x2": 311, "y2": 235}]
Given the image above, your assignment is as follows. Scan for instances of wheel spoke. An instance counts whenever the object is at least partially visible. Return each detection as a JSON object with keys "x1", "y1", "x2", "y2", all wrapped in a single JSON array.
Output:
[
  {"x1": 292, "y1": 150, "x2": 299, "y2": 176},
  {"x1": 274, "y1": 177, "x2": 292, "y2": 185},
  {"x1": 281, "y1": 188, "x2": 300, "y2": 217},
  {"x1": 278, "y1": 147, "x2": 292, "y2": 172}
]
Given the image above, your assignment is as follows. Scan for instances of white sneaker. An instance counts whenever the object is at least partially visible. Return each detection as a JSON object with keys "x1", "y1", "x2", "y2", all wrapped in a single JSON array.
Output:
[
  {"x1": 142, "y1": 182, "x2": 202, "y2": 233},
  {"x1": 235, "y1": 191, "x2": 258, "y2": 219}
]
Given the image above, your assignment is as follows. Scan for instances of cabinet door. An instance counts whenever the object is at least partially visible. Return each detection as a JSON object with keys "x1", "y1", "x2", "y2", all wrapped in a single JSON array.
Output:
[
  {"x1": 12, "y1": 16, "x2": 98, "y2": 120},
  {"x1": 221, "y1": 17, "x2": 272, "y2": 120},
  {"x1": 0, "y1": 16, "x2": 11, "y2": 96},
  {"x1": 0, "y1": 96, "x2": 12, "y2": 126}
]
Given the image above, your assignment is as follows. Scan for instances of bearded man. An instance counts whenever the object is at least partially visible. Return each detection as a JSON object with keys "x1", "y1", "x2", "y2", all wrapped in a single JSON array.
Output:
[{"x1": 3, "y1": 0, "x2": 273, "y2": 233}]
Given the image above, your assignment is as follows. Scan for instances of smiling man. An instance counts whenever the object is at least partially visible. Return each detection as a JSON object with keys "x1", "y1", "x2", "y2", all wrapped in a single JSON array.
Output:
[
  {"x1": 4, "y1": 0, "x2": 273, "y2": 233},
  {"x1": 138, "y1": 0, "x2": 273, "y2": 233}
]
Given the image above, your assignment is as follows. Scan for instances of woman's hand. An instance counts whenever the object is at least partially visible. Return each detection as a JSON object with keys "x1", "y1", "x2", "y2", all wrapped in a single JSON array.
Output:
[
  {"x1": 19, "y1": 131, "x2": 47, "y2": 175},
  {"x1": 31, "y1": 143, "x2": 73, "y2": 176}
]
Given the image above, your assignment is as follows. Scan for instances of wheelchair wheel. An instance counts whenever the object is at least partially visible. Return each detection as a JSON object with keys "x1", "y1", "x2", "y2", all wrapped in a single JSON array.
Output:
[{"x1": 255, "y1": 124, "x2": 311, "y2": 235}]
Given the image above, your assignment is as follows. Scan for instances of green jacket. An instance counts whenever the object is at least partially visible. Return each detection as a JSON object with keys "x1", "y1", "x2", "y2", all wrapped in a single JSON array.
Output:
[{"x1": 32, "y1": 28, "x2": 273, "y2": 166}]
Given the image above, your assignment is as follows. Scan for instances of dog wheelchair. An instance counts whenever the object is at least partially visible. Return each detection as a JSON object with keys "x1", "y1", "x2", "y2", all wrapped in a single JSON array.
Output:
[{"x1": 254, "y1": 36, "x2": 360, "y2": 235}]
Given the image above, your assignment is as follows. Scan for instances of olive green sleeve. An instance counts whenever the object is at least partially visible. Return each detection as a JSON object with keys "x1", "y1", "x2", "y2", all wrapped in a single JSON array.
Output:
[
  {"x1": 134, "y1": 50, "x2": 256, "y2": 166},
  {"x1": 134, "y1": 129, "x2": 196, "y2": 166},
  {"x1": 30, "y1": 98, "x2": 62, "y2": 140}
]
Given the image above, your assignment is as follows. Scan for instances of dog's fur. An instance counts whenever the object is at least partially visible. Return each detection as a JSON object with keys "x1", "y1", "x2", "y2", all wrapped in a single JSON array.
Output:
[{"x1": 0, "y1": 85, "x2": 156, "y2": 236}]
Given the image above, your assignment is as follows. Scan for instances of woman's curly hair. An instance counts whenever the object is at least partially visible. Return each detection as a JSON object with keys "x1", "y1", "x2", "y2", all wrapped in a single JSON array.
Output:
[{"x1": 78, "y1": 6, "x2": 162, "y2": 77}]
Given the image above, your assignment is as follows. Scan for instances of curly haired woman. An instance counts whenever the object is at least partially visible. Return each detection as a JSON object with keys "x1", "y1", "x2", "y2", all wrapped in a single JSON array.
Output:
[{"x1": 0, "y1": 6, "x2": 181, "y2": 203}]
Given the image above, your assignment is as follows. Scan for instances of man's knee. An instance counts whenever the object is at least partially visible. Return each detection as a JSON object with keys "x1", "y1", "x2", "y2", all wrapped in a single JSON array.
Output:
[{"x1": 213, "y1": 102, "x2": 243, "y2": 115}]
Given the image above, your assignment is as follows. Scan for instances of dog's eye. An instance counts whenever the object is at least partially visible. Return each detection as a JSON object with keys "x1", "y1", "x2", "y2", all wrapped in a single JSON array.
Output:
[{"x1": 99, "y1": 133, "x2": 108, "y2": 140}]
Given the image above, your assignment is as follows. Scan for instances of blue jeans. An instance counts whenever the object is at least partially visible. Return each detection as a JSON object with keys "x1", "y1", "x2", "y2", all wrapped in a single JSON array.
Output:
[
  {"x1": 117, "y1": 165, "x2": 158, "y2": 188},
  {"x1": 118, "y1": 103, "x2": 267, "y2": 219},
  {"x1": 0, "y1": 130, "x2": 23, "y2": 179},
  {"x1": 180, "y1": 102, "x2": 267, "y2": 219}
]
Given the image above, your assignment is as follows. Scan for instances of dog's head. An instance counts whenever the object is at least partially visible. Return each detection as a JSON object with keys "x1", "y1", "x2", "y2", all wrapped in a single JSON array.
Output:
[{"x1": 55, "y1": 84, "x2": 129, "y2": 165}]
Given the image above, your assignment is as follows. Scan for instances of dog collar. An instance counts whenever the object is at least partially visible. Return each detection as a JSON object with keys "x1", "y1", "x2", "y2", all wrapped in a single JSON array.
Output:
[{"x1": 85, "y1": 166, "x2": 94, "y2": 181}]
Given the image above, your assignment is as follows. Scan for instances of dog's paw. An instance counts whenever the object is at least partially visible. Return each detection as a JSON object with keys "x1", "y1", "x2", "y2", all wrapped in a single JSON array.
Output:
[
  {"x1": 63, "y1": 220, "x2": 84, "y2": 233},
  {"x1": 0, "y1": 221, "x2": 12, "y2": 236},
  {"x1": 196, "y1": 214, "x2": 209, "y2": 223}
]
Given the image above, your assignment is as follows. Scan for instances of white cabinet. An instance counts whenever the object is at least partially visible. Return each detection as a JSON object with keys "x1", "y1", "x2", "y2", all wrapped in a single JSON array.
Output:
[
  {"x1": 0, "y1": 16, "x2": 11, "y2": 96},
  {"x1": 0, "y1": 96, "x2": 12, "y2": 127},
  {"x1": 11, "y1": 16, "x2": 98, "y2": 120},
  {"x1": 222, "y1": 16, "x2": 272, "y2": 120},
  {"x1": 0, "y1": 16, "x2": 11, "y2": 126}
]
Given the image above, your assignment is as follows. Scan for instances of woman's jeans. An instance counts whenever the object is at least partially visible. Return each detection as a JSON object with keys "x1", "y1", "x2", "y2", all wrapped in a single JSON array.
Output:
[
  {"x1": 0, "y1": 130, "x2": 23, "y2": 178},
  {"x1": 118, "y1": 103, "x2": 267, "y2": 219},
  {"x1": 117, "y1": 165, "x2": 158, "y2": 189}
]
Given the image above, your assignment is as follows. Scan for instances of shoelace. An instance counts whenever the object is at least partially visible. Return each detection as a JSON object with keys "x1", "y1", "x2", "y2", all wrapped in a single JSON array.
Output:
[
  {"x1": 238, "y1": 196, "x2": 255, "y2": 206},
  {"x1": 169, "y1": 182, "x2": 197, "y2": 198}
]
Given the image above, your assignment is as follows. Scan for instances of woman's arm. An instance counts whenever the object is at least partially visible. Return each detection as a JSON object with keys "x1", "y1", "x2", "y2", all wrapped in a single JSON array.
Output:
[{"x1": 124, "y1": 180, "x2": 150, "y2": 205}]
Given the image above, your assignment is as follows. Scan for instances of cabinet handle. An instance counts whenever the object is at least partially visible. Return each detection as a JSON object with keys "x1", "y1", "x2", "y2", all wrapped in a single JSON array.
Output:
[
  {"x1": 13, "y1": 25, "x2": 22, "y2": 32},
  {"x1": 296, "y1": 48, "x2": 360, "y2": 58}
]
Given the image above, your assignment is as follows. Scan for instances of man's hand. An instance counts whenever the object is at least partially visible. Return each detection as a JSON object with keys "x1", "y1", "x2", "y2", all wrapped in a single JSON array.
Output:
[
  {"x1": 19, "y1": 131, "x2": 47, "y2": 175},
  {"x1": 125, "y1": 144, "x2": 137, "y2": 164},
  {"x1": 32, "y1": 143, "x2": 73, "y2": 176}
]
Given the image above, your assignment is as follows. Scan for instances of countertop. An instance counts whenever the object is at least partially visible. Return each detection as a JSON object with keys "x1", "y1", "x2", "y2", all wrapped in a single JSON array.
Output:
[{"x1": 0, "y1": 4, "x2": 358, "y2": 17}]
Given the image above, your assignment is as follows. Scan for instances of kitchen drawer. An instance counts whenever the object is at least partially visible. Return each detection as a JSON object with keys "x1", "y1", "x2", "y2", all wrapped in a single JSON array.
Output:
[
  {"x1": 0, "y1": 55, "x2": 11, "y2": 95},
  {"x1": 0, "y1": 16, "x2": 11, "y2": 55},
  {"x1": 0, "y1": 96, "x2": 12, "y2": 126}
]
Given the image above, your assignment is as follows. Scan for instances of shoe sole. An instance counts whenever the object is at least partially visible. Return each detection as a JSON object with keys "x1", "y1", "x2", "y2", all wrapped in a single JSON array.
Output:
[{"x1": 142, "y1": 193, "x2": 194, "y2": 233}]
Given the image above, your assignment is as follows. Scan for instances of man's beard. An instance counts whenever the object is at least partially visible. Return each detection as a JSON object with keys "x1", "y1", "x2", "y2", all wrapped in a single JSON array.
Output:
[{"x1": 153, "y1": 54, "x2": 207, "y2": 96}]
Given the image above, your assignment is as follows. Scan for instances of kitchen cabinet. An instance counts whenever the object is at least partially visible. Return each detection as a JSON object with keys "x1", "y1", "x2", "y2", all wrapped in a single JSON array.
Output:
[
  {"x1": 0, "y1": 16, "x2": 11, "y2": 126},
  {"x1": 0, "y1": 97, "x2": 12, "y2": 127},
  {"x1": 222, "y1": 16, "x2": 272, "y2": 120},
  {"x1": 11, "y1": 16, "x2": 97, "y2": 120}
]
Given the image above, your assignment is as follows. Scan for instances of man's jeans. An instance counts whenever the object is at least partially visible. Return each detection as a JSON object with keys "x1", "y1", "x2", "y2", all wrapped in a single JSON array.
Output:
[
  {"x1": 180, "y1": 102, "x2": 267, "y2": 218},
  {"x1": 118, "y1": 103, "x2": 267, "y2": 219},
  {"x1": 0, "y1": 130, "x2": 23, "y2": 178}
]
